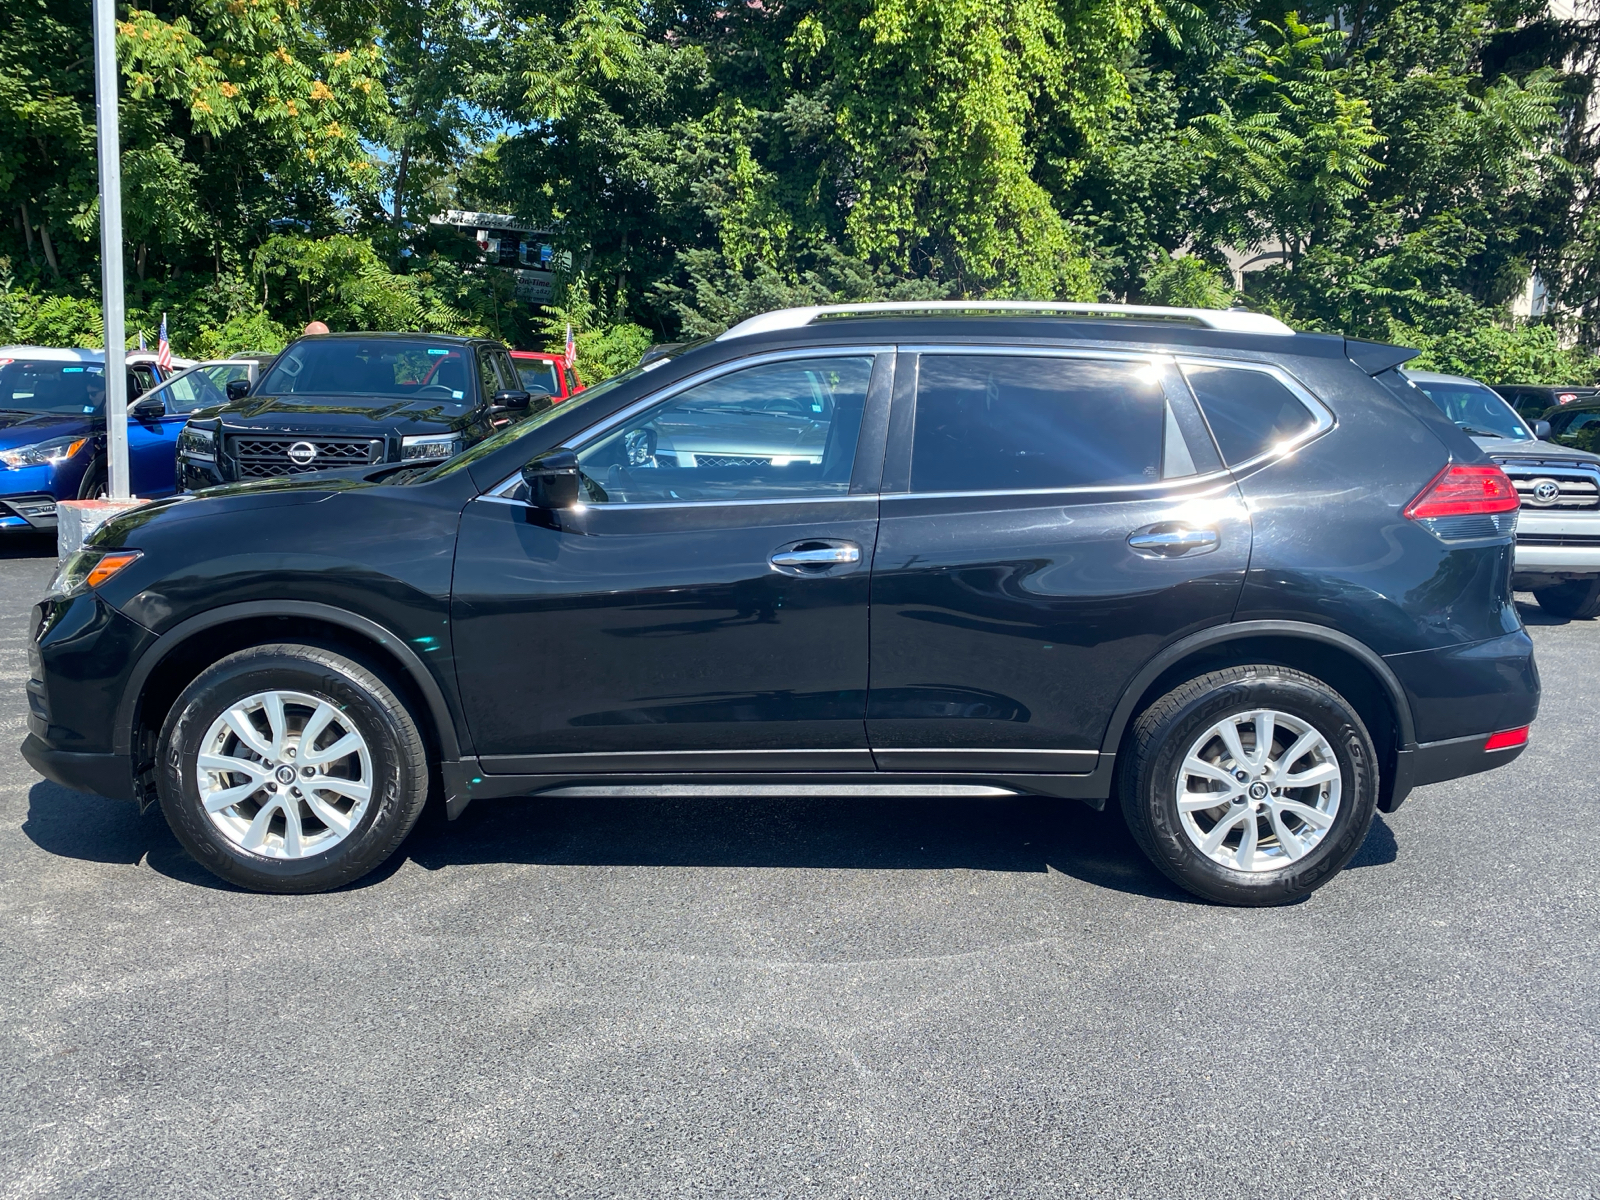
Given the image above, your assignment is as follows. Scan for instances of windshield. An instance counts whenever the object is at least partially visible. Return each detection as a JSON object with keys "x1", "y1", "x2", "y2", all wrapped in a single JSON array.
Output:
[
  {"x1": 258, "y1": 339, "x2": 475, "y2": 403},
  {"x1": 516, "y1": 359, "x2": 561, "y2": 395},
  {"x1": 413, "y1": 360, "x2": 667, "y2": 482},
  {"x1": 0, "y1": 360, "x2": 107, "y2": 414},
  {"x1": 1411, "y1": 379, "x2": 1532, "y2": 441}
]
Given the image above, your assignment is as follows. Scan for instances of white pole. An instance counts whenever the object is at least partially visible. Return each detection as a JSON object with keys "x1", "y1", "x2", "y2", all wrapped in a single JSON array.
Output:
[{"x1": 92, "y1": 0, "x2": 129, "y2": 500}]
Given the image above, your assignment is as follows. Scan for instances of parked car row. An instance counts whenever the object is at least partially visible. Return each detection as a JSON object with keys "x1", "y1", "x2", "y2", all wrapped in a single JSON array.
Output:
[
  {"x1": 0, "y1": 341, "x2": 583, "y2": 527},
  {"x1": 24, "y1": 301, "x2": 1539, "y2": 909}
]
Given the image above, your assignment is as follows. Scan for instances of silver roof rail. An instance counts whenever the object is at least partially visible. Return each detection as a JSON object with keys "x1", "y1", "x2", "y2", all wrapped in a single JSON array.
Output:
[{"x1": 716, "y1": 300, "x2": 1295, "y2": 341}]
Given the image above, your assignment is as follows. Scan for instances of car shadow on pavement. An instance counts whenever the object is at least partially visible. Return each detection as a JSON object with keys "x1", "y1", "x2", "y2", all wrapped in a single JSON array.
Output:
[
  {"x1": 22, "y1": 779, "x2": 236, "y2": 890},
  {"x1": 23, "y1": 779, "x2": 1400, "y2": 900},
  {"x1": 0, "y1": 532, "x2": 57, "y2": 560}
]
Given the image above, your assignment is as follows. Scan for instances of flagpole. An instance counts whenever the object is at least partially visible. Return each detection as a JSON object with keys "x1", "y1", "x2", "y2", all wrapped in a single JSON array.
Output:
[{"x1": 92, "y1": 0, "x2": 130, "y2": 500}]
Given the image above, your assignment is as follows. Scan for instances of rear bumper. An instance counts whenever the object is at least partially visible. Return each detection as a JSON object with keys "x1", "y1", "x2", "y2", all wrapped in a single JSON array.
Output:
[
  {"x1": 1385, "y1": 731, "x2": 1529, "y2": 812},
  {"x1": 21, "y1": 733, "x2": 133, "y2": 801}
]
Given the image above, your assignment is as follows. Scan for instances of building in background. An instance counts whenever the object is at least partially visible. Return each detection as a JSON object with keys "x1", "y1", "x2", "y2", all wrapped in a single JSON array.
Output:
[{"x1": 427, "y1": 210, "x2": 571, "y2": 305}]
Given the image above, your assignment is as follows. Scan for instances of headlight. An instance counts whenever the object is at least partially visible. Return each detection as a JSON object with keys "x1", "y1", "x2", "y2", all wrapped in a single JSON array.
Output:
[
  {"x1": 177, "y1": 423, "x2": 215, "y2": 462},
  {"x1": 0, "y1": 436, "x2": 87, "y2": 470},
  {"x1": 48, "y1": 548, "x2": 142, "y2": 599},
  {"x1": 401, "y1": 433, "x2": 464, "y2": 461}
]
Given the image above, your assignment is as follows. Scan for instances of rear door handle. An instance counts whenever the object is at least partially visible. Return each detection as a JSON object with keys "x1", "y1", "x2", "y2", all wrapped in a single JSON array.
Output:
[
  {"x1": 770, "y1": 540, "x2": 862, "y2": 574},
  {"x1": 1127, "y1": 525, "x2": 1221, "y2": 558}
]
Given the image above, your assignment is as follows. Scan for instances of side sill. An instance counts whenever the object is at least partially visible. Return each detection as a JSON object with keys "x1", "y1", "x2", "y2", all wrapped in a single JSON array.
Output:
[{"x1": 442, "y1": 757, "x2": 1115, "y2": 819}]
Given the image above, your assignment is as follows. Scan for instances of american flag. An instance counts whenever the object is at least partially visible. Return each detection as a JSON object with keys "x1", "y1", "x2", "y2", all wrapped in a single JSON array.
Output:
[
  {"x1": 564, "y1": 323, "x2": 576, "y2": 369},
  {"x1": 156, "y1": 313, "x2": 172, "y2": 372}
]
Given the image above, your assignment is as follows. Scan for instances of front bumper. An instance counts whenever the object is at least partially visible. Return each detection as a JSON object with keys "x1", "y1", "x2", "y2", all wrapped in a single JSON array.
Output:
[
  {"x1": 0, "y1": 493, "x2": 59, "y2": 529},
  {"x1": 21, "y1": 733, "x2": 133, "y2": 800}
]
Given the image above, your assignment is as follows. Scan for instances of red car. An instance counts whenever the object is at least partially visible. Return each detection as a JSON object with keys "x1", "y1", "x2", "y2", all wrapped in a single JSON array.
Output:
[{"x1": 510, "y1": 351, "x2": 584, "y2": 403}]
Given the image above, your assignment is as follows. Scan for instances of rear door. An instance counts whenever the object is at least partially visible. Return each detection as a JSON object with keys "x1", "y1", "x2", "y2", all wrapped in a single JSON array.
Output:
[
  {"x1": 866, "y1": 347, "x2": 1251, "y2": 775},
  {"x1": 451, "y1": 349, "x2": 893, "y2": 774}
]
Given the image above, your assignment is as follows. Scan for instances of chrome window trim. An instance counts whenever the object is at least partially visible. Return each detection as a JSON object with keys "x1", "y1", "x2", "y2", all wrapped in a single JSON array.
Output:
[
  {"x1": 475, "y1": 491, "x2": 877, "y2": 512},
  {"x1": 487, "y1": 345, "x2": 892, "y2": 497},
  {"x1": 1174, "y1": 356, "x2": 1336, "y2": 471},
  {"x1": 880, "y1": 469, "x2": 1238, "y2": 504}
]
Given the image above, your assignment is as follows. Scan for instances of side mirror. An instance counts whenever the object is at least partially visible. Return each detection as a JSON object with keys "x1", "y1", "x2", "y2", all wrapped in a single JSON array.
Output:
[
  {"x1": 226, "y1": 378, "x2": 251, "y2": 401},
  {"x1": 1536, "y1": 420, "x2": 1552, "y2": 440},
  {"x1": 490, "y1": 389, "x2": 532, "y2": 412},
  {"x1": 132, "y1": 396, "x2": 165, "y2": 419},
  {"x1": 520, "y1": 449, "x2": 581, "y2": 509}
]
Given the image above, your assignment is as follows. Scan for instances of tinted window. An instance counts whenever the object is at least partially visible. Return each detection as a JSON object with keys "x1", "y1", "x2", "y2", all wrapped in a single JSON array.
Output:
[
  {"x1": 258, "y1": 339, "x2": 472, "y2": 403},
  {"x1": 0, "y1": 361, "x2": 107, "y2": 414},
  {"x1": 1183, "y1": 364, "x2": 1317, "y2": 465},
  {"x1": 1410, "y1": 379, "x2": 1531, "y2": 441},
  {"x1": 910, "y1": 355, "x2": 1183, "y2": 492},
  {"x1": 518, "y1": 359, "x2": 561, "y2": 395},
  {"x1": 159, "y1": 368, "x2": 233, "y2": 414},
  {"x1": 575, "y1": 356, "x2": 872, "y2": 504}
]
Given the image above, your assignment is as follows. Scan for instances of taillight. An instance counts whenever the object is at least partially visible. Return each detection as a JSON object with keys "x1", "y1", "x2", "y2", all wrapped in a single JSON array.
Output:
[
  {"x1": 1484, "y1": 726, "x2": 1529, "y2": 751},
  {"x1": 1403, "y1": 463, "x2": 1519, "y2": 520}
]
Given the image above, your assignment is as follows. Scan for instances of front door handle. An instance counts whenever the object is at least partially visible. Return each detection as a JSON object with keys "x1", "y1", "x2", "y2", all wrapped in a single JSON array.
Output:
[
  {"x1": 1127, "y1": 525, "x2": 1221, "y2": 558},
  {"x1": 770, "y1": 540, "x2": 862, "y2": 574},
  {"x1": 771, "y1": 545, "x2": 861, "y2": 567}
]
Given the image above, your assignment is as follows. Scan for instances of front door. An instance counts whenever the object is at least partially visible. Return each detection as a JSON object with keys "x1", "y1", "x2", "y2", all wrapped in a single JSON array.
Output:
[
  {"x1": 452, "y1": 351, "x2": 891, "y2": 775},
  {"x1": 866, "y1": 349, "x2": 1251, "y2": 775},
  {"x1": 128, "y1": 368, "x2": 241, "y2": 497}
]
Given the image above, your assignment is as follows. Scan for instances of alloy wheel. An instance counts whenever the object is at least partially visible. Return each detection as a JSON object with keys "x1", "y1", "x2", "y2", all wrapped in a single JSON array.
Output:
[
  {"x1": 1175, "y1": 708, "x2": 1342, "y2": 873},
  {"x1": 195, "y1": 689, "x2": 373, "y2": 859}
]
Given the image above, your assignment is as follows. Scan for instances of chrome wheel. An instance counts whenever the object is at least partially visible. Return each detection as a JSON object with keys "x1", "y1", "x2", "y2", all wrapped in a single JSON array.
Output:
[
  {"x1": 195, "y1": 690, "x2": 373, "y2": 860},
  {"x1": 1176, "y1": 708, "x2": 1342, "y2": 873}
]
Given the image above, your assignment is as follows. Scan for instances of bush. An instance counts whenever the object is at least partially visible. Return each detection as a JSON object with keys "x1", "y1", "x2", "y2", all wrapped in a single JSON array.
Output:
[{"x1": 1393, "y1": 318, "x2": 1600, "y2": 385}]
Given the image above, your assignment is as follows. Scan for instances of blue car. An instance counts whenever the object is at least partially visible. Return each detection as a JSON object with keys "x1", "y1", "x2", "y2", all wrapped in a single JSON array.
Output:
[{"x1": 0, "y1": 347, "x2": 234, "y2": 529}]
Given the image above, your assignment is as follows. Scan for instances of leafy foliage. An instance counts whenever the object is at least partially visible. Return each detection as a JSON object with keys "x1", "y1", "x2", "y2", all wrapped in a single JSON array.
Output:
[{"x1": 0, "y1": 0, "x2": 1597, "y2": 386}]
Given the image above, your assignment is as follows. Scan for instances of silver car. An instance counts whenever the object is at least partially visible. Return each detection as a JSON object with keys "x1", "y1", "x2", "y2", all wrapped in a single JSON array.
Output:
[{"x1": 1406, "y1": 368, "x2": 1600, "y2": 617}]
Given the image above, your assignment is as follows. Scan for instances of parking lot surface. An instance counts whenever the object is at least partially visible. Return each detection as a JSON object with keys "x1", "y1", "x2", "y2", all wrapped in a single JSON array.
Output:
[{"x1": 1, "y1": 531, "x2": 1595, "y2": 1199}]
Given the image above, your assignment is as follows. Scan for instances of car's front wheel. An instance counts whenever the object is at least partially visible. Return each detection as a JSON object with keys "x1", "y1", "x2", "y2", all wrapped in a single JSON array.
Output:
[
  {"x1": 156, "y1": 644, "x2": 429, "y2": 893},
  {"x1": 1119, "y1": 665, "x2": 1379, "y2": 906}
]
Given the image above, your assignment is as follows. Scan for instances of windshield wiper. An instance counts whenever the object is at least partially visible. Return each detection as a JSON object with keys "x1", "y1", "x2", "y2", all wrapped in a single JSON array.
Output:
[{"x1": 1458, "y1": 425, "x2": 1506, "y2": 438}]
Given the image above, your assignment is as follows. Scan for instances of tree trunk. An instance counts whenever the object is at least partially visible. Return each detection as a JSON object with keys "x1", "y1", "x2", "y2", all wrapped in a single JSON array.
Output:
[
  {"x1": 18, "y1": 203, "x2": 35, "y2": 265},
  {"x1": 392, "y1": 140, "x2": 410, "y2": 229},
  {"x1": 37, "y1": 218, "x2": 59, "y2": 278}
]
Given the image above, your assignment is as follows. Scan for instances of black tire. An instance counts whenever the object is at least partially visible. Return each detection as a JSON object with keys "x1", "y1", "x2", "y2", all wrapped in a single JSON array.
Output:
[
  {"x1": 77, "y1": 459, "x2": 107, "y2": 500},
  {"x1": 1119, "y1": 665, "x2": 1380, "y2": 906},
  {"x1": 1532, "y1": 578, "x2": 1600, "y2": 619},
  {"x1": 156, "y1": 644, "x2": 429, "y2": 893}
]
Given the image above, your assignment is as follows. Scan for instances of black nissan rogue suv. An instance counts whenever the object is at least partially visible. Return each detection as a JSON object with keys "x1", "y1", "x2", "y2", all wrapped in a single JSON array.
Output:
[{"x1": 23, "y1": 302, "x2": 1539, "y2": 905}]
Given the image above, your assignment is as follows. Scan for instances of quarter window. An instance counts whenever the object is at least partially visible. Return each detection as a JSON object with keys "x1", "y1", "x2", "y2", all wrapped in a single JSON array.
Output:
[
  {"x1": 574, "y1": 356, "x2": 873, "y2": 503},
  {"x1": 909, "y1": 355, "x2": 1194, "y2": 493},
  {"x1": 1182, "y1": 364, "x2": 1317, "y2": 465}
]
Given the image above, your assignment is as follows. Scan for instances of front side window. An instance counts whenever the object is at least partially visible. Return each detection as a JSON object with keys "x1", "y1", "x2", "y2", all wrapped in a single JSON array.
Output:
[
  {"x1": 160, "y1": 368, "x2": 232, "y2": 414},
  {"x1": 518, "y1": 358, "x2": 561, "y2": 396},
  {"x1": 910, "y1": 355, "x2": 1193, "y2": 493},
  {"x1": 1182, "y1": 363, "x2": 1318, "y2": 465},
  {"x1": 574, "y1": 356, "x2": 874, "y2": 504},
  {"x1": 1410, "y1": 378, "x2": 1532, "y2": 442},
  {"x1": 258, "y1": 339, "x2": 472, "y2": 403},
  {"x1": 477, "y1": 349, "x2": 504, "y2": 402}
]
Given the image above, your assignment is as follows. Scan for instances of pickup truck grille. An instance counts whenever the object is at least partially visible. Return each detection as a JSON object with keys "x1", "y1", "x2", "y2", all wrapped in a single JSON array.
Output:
[
  {"x1": 1493, "y1": 460, "x2": 1600, "y2": 511},
  {"x1": 227, "y1": 435, "x2": 384, "y2": 478}
]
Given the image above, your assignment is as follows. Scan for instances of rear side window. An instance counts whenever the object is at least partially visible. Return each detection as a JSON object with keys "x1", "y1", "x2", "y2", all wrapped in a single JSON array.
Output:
[
  {"x1": 910, "y1": 355, "x2": 1192, "y2": 492},
  {"x1": 1182, "y1": 364, "x2": 1317, "y2": 465}
]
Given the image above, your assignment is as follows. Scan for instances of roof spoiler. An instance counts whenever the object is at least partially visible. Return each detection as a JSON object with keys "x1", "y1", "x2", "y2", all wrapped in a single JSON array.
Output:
[{"x1": 1346, "y1": 337, "x2": 1422, "y2": 376}]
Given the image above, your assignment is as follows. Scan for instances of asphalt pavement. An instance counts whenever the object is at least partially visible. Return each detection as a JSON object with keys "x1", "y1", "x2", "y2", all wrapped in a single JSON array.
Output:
[{"x1": 1, "y1": 530, "x2": 1595, "y2": 1199}]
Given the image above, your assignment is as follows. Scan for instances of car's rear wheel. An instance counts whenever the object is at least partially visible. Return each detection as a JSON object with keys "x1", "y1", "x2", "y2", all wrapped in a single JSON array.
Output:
[
  {"x1": 1119, "y1": 666, "x2": 1379, "y2": 906},
  {"x1": 1532, "y1": 578, "x2": 1600, "y2": 619},
  {"x1": 156, "y1": 644, "x2": 429, "y2": 893}
]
